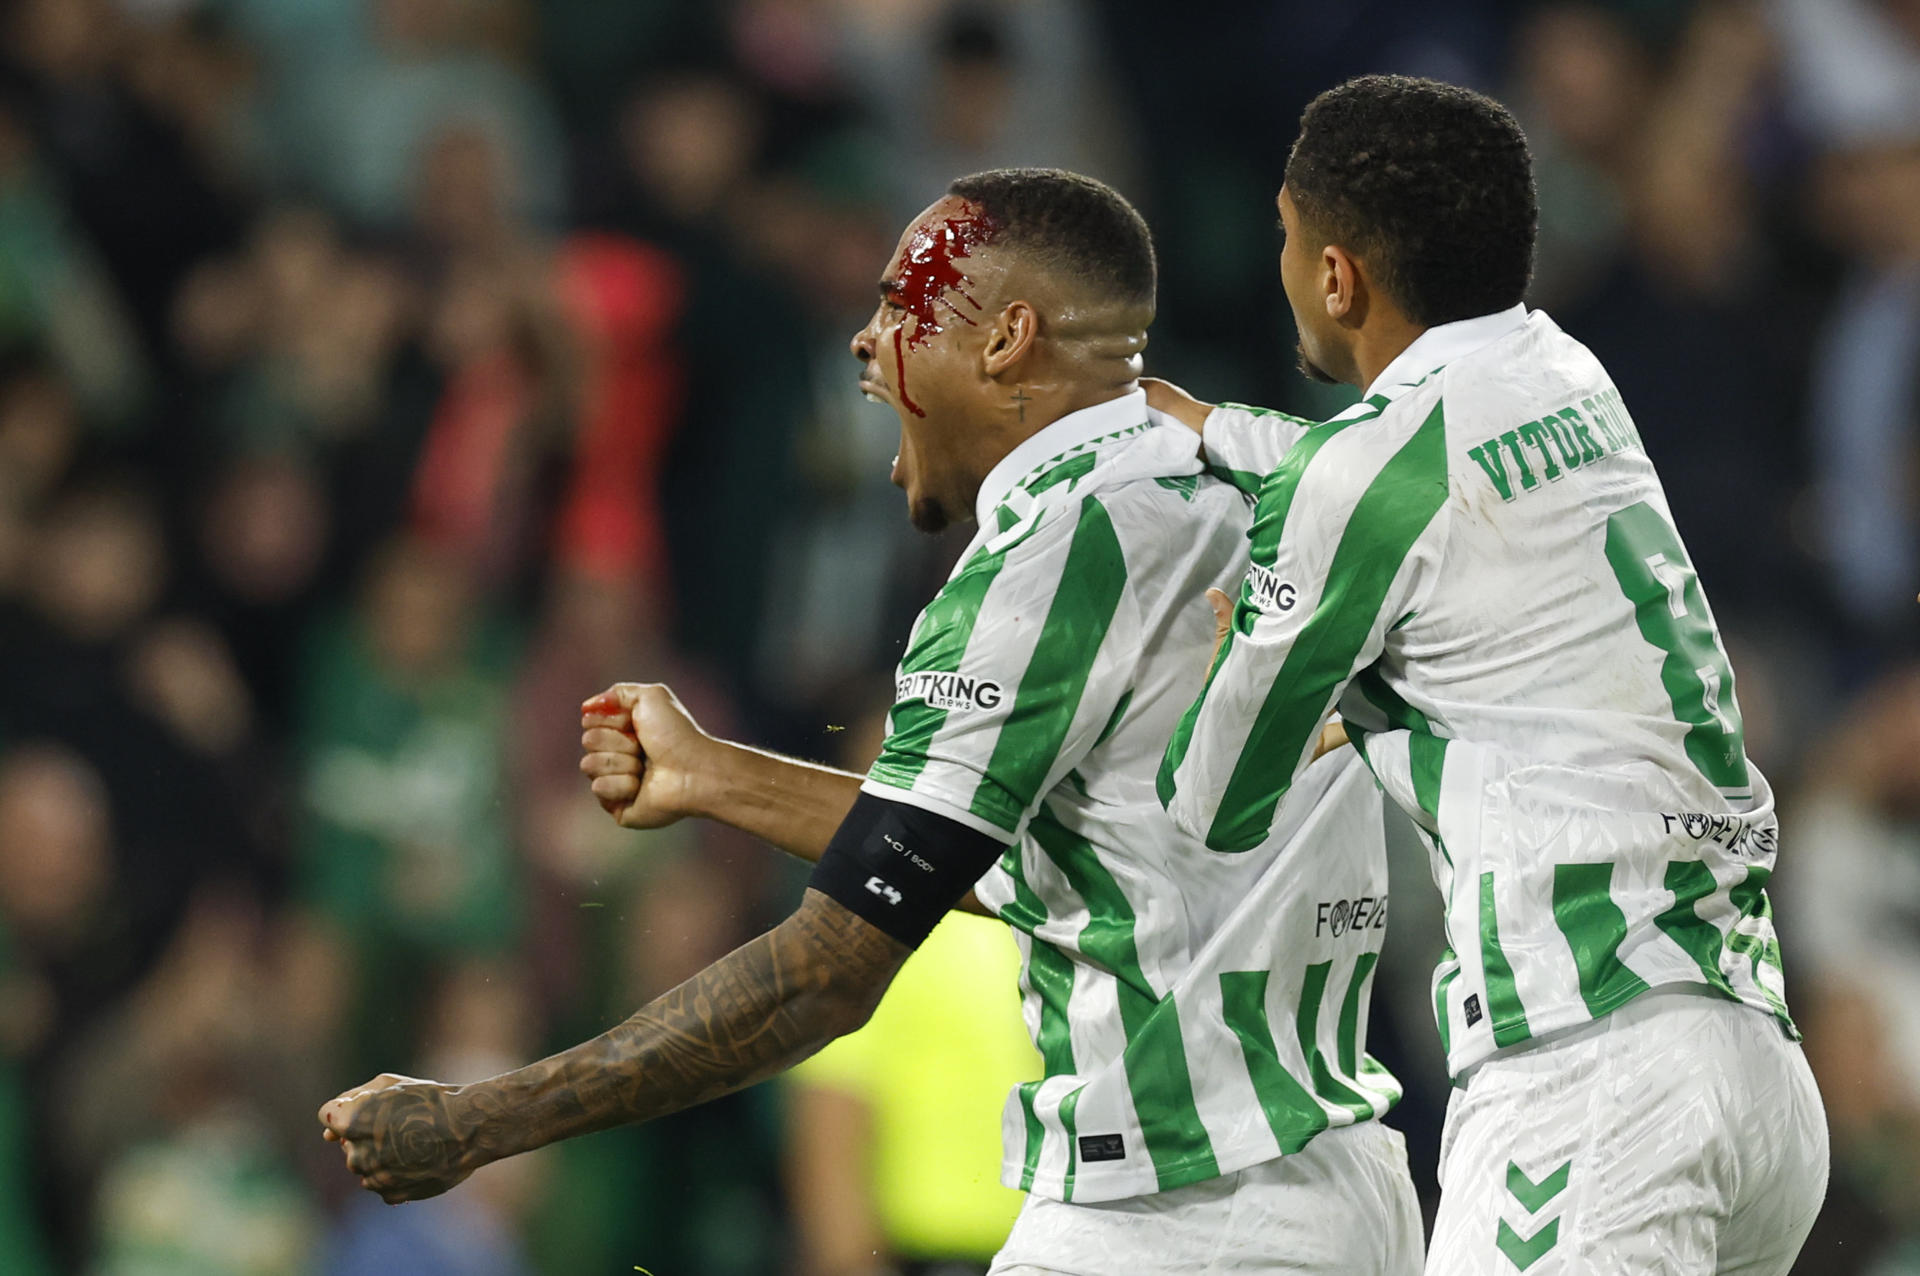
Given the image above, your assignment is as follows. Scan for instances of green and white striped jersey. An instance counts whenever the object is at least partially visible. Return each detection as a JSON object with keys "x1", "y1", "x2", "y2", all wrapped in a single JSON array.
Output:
[
  {"x1": 864, "y1": 390, "x2": 1400, "y2": 1204},
  {"x1": 1158, "y1": 305, "x2": 1797, "y2": 1078}
]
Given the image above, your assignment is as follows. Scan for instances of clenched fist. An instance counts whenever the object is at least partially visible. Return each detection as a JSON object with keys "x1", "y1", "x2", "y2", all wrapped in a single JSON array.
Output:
[
  {"x1": 579, "y1": 683, "x2": 717, "y2": 829},
  {"x1": 319, "y1": 1073, "x2": 494, "y2": 1204}
]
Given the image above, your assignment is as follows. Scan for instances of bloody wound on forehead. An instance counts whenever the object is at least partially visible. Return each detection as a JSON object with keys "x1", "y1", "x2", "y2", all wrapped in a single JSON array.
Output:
[{"x1": 890, "y1": 205, "x2": 999, "y2": 417}]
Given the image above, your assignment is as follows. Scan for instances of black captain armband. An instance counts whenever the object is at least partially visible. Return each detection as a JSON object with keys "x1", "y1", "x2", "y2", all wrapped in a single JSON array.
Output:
[{"x1": 809, "y1": 792, "x2": 1008, "y2": 947}]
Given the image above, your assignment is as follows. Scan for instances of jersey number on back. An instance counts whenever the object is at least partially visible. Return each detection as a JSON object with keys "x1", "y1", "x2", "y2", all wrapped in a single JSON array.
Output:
[{"x1": 1603, "y1": 501, "x2": 1751, "y2": 796}]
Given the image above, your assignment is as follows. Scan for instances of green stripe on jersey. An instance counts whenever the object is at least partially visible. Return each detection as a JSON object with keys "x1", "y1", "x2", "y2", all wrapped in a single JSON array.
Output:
[
  {"x1": 1155, "y1": 625, "x2": 1236, "y2": 814},
  {"x1": 1353, "y1": 666, "x2": 1452, "y2": 844},
  {"x1": 1433, "y1": 954, "x2": 1460, "y2": 1059},
  {"x1": 1058, "y1": 1085, "x2": 1086, "y2": 1202},
  {"x1": 1219, "y1": 970, "x2": 1329, "y2": 1154},
  {"x1": 1299, "y1": 960, "x2": 1375, "y2": 1121},
  {"x1": 1028, "y1": 452, "x2": 1097, "y2": 497},
  {"x1": 1351, "y1": 666, "x2": 1454, "y2": 862},
  {"x1": 1210, "y1": 400, "x2": 1321, "y2": 489},
  {"x1": 1156, "y1": 411, "x2": 1380, "y2": 810},
  {"x1": 1030, "y1": 809, "x2": 1218, "y2": 1187},
  {"x1": 1093, "y1": 689, "x2": 1133, "y2": 750},
  {"x1": 1654, "y1": 862, "x2": 1798, "y2": 1038},
  {"x1": 1210, "y1": 399, "x2": 1380, "y2": 502},
  {"x1": 1602, "y1": 501, "x2": 1750, "y2": 793},
  {"x1": 1654, "y1": 860, "x2": 1736, "y2": 998},
  {"x1": 1205, "y1": 463, "x2": 1266, "y2": 496},
  {"x1": 1336, "y1": 951, "x2": 1380, "y2": 1078},
  {"x1": 1479, "y1": 872, "x2": 1533, "y2": 1048},
  {"x1": 870, "y1": 530, "x2": 1025, "y2": 789},
  {"x1": 970, "y1": 495, "x2": 1128, "y2": 831},
  {"x1": 1409, "y1": 732, "x2": 1448, "y2": 828},
  {"x1": 1200, "y1": 402, "x2": 1450, "y2": 852},
  {"x1": 1014, "y1": 1082, "x2": 1044, "y2": 1192},
  {"x1": 1552, "y1": 862, "x2": 1650, "y2": 1016},
  {"x1": 1352, "y1": 666, "x2": 1430, "y2": 732},
  {"x1": 1723, "y1": 866, "x2": 1798, "y2": 1035},
  {"x1": 998, "y1": 847, "x2": 1078, "y2": 1191},
  {"x1": 1231, "y1": 413, "x2": 1377, "y2": 631}
]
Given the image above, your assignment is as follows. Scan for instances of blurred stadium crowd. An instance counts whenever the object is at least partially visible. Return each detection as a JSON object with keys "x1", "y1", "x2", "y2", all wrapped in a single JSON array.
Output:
[{"x1": 0, "y1": 0, "x2": 1914, "y2": 1272}]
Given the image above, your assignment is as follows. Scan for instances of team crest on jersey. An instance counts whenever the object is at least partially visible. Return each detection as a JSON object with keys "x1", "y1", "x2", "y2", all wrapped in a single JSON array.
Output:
[
  {"x1": 897, "y1": 670, "x2": 1005, "y2": 712},
  {"x1": 1246, "y1": 563, "x2": 1297, "y2": 614}
]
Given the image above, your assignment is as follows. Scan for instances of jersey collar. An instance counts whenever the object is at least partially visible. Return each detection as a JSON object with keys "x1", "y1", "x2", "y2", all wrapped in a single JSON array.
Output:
[
  {"x1": 1363, "y1": 303, "x2": 1530, "y2": 402},
  {"x1": 973, "y1": 388, "x2": 1149, "y2": 526}
]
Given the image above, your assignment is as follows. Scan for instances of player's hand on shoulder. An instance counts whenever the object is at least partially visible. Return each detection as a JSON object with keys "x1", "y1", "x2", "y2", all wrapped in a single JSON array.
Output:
[
  {"x1": 1142, "y1": 376, "x2": 1215, "y2": 434},
  {"x1": 580, "y1": 682, "x2": 713, "y2": 830}
]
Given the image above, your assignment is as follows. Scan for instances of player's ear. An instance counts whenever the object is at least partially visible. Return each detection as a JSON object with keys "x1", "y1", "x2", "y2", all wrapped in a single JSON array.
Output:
[
  {"x1": 981, "y1": 299, "x2": 1038, "y2": 378},
  {"x1": 1323, "y1": 245, "x2": 1366, "y2": 327}
]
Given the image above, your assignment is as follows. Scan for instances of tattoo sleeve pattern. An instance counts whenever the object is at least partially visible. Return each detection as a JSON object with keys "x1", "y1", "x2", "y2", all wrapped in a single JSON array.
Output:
[
  {"x1": 510, "y1": 888, "x2": 909, "y2": 1142},
  {"x1": 332, "y1": 889, "x2": 909, "y2": 1201}
]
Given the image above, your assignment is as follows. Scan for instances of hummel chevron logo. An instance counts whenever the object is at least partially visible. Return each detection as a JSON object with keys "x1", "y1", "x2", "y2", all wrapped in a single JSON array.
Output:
[
  {"x1": 1496, "y1": 1217, "x2": 1558, "y2": 1271},
  {"x1": 1506, "y1": 1159, "x2": 1570, "y2": 1213}
]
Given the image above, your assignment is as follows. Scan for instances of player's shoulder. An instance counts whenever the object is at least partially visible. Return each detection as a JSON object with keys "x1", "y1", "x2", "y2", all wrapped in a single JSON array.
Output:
[
  {"x1": 1431, "y1": 308, "x2": 1605, "y2": 423},
  {"x1": 1018, "y1": 419, "x2": 1241, "y2": 521},
  {"x1": 962, "y1": 421, "x2": 1239, "y2": 586},
  {"x1": 1090, "y1": 463, "x2": 1250, "y2": 565},
  {"x1": 966, "y1": 475, "x2": 1242, "y2": 632},
  {"x1": 1270, "y1": 391, "x2": 1449, "y2": 516},
  {"x1": 1095, "y1": 458, "x2": 1245, "y2": 517}
]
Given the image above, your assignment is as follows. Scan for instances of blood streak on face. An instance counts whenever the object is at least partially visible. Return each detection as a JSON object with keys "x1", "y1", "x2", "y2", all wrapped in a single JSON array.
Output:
[{"x1": 889, "y1": 208, "x2": 998, "y2": 416}]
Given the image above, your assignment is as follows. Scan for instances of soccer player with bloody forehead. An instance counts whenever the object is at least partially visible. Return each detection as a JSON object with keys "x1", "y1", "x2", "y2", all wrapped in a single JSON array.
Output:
[
  {"x1": 319, "y1": 169, "x2": 1421, "y2": 1273},
  {"x1": 1151, "y1": 76, "x2": 1829, "y2": 1273}
]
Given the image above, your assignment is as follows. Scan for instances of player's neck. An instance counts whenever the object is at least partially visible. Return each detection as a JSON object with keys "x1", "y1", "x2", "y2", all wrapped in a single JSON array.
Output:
[
  {"x1": 1347, "y1": 312, "x2": 1428, "y2": 396},
  {"x1": 992, "y1": 374, "x2": 1136, "y2": 448}
]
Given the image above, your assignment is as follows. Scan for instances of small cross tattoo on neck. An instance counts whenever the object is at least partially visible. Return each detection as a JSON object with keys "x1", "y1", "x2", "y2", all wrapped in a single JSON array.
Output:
[{"x1": 1012, "y1": 388, "x2": 1033, "y2": 422}]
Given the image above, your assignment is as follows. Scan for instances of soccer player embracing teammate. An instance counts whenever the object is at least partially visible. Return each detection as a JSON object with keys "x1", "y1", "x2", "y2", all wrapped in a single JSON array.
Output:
[
  {"x1": 1153, "y1": 75, "x2": 1829, "y2": 1274},
  {"x1": 319, "y1": 168, "x2": 1422, "y2": 1274},
  {"x1": 314, "y1": 77, "x2": 1828, "y2": 1276}
]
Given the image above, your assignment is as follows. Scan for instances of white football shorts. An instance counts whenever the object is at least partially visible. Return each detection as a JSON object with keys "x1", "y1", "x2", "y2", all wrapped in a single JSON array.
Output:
[
  {"x1": 988, "y1": 1118, "x2": 1421, "y2": 1275},
  {"x1": 1426, "y1": 986, "x2": 1828, "y2": 1276}
]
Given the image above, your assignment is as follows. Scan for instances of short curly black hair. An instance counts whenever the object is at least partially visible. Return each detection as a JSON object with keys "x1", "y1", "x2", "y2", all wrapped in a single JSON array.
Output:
[
  {"x1": 1285, "y1": 75, "x2": 1537, "y2": 327},
  {"x1": 948, "y1": 168, "x2": 1155, "y2": 309}
]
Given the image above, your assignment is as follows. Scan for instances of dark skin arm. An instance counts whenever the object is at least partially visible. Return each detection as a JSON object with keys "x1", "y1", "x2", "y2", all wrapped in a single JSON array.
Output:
[
  {"x1": 580, "y1": 682, "x2": 991, "y2": 915},
  {"x1": 579, "y1": 682, "x2": 863, "y2": 858},
  {"x1": 319, "y1": 889, "x2": 908, "y2": 1203}
]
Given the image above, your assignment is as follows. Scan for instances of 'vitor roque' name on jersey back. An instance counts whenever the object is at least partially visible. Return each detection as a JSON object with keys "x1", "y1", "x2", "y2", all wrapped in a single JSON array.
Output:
[{"x1": 1464, "y1": 386, "x2": 1645, "y2": 503}]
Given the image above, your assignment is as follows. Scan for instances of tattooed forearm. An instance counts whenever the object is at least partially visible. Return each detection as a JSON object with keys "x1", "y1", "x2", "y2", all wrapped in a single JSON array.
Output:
[
  {"x1": 489, "y1": 890, "x2": 906, "y2": 1157},
  {"x1": 323, "y1": 891, "x2": 909, "y2": 1201}
]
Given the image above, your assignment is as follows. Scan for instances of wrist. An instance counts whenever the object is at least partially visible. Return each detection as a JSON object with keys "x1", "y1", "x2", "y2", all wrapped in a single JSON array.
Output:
[
  {"x1": 682, "y1": 735, "x2": 751, "y2": 822},
  {"x1": 448, "y1": 1082, "x2": 502, "y2": 1168},
  {"x1": 455, "y1": 1074, "x2": 542, "y2": 1164}
]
